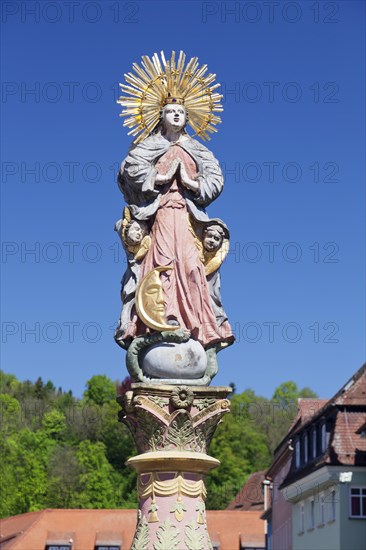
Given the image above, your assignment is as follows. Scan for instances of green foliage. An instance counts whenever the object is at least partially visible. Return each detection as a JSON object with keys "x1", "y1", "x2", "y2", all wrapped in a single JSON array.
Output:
[
  {"x1": 84, "y1": 375, "x2": 116, "y2": 406},
  {"x1": 298, "y1": 387, "x2": 318, "y2": 398},
  {"x1": 0, "y1": 372, "x2": 20, "y2": 395},
  {"x1": 272, "y1": 381, "x2": 299, "y2": 406},
  {"x1": 46, "y1": 445, "x2": 82, "y2": 508},
  {"x1": 0, "y1": 370, "x2": 317, "y2": 517},
  {"x1": 206, "y1": 389, "x2": 271, "y2": 509},
  {"x1": 272, "y1": 381, "x2": 317, "y2": 406},
  {"x1": 0, "y1": 394, "x2": 21, "y2": 435},
  {"x1": 42, "y1": 409, "x2": 66, "y2": 439},
  {"x1": 75, "y1": 440, "x2": 116, "y2": 508},
  {"x1": 0, "y1": 428, "x2": 56, "y2": 516}
]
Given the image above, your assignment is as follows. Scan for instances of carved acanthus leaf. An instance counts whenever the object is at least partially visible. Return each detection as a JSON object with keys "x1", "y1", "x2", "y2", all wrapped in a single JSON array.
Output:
[
  {"x1": 184, "y1": 521, "x2": 206, "y2": 550},
  {"x1": 165, "y1": 413, "x2": 195, "y2": 451},
  {"x1": 131, "y1": 516, "x2": 149, "y2": 550},
  {"x1": 153, "y1": 518, "x2": 180, "y2": 550}
]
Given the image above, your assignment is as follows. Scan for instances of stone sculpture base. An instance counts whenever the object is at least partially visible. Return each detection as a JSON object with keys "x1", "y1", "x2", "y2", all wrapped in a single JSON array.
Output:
[{"x1": 117, "y1": 383, "x2": 231, "y2": 550}]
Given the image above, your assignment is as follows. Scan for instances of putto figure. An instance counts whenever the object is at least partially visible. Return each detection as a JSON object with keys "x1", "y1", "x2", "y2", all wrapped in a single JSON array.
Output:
[{"x1": 115, "y1": 51, "x2": 234, "y2": 385}]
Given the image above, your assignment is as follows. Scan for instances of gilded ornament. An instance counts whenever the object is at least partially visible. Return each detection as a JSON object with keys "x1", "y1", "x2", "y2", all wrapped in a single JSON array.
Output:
[
  {"x1": 171, "y1": 497, "x2": 187, "y2": 522},
  {"x1": 118, "y1": 50, "x2": 223, "y2": 143},
  {"x1": 196, "y1": 500, "x2": 206, "y2": 525},
  {"x1": 135, "y1": 266, "x2": 181, "y2": 332}
]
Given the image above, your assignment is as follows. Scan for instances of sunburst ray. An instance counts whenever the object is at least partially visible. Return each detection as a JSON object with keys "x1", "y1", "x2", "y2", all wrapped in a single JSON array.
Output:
[{"x1": 117, "y1": 51, "x2": 223, "y2": 143}]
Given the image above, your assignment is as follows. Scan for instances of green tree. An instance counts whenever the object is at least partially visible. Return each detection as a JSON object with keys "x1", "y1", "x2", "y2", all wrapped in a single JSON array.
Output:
[
  {"x1": 299, "y1": 387, "x2": 318, "y2": 398},
  {"x1": 75, "y1": 440, "x2": 116, "y2": 508},
  {"x1": 0, "y1": 394, "x2": 21, "y2": 435},
  {"x1": 84, "y1": 375, "x2": 116, "y2": 406},
  {"x1": 272, "y1": 381, "x2": 299, "y2": 406},
  {"x1": 0, "y1": 429, "x2": 55, "y2": 516},
  {"x1": 206, "y1": 389, "x2": 271, "y2": 509},
  {"x1": 42, "y1": 409, "x2": 66, "y2": 439},
  {"x1": 99, "y1": 400, "x2": 137, "y2": 507},
  {"x1": 46, "y1": 445, "x2": 82, "y2": 508},
  {"x1": 0, "y1": 371, "x2": 20, "y2": 395}
]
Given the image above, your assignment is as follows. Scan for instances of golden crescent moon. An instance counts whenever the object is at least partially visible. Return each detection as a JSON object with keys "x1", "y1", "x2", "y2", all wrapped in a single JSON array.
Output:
[{"x1": 135, "y1": 266, "x2": 180, "y2": 332}]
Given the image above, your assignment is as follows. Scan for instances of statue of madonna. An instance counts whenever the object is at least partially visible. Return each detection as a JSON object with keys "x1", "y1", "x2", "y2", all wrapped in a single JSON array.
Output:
[{"x1": 115, "y1": 51, "x2": 234, "y2": 383}]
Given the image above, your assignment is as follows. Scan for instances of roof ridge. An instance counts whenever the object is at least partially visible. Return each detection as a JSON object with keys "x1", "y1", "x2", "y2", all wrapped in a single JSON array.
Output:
[
  {"x1": 332, "y1": 363, "x2": 366, "y2": 404},
  {"x1": 0, "y1": 510, "x2": 43, "y2": 523}
]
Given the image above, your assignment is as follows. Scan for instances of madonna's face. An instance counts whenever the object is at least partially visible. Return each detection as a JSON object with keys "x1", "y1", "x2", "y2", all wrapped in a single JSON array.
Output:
[{"x1": 162, "y1": 105, "x2": 186, "y2": 133}]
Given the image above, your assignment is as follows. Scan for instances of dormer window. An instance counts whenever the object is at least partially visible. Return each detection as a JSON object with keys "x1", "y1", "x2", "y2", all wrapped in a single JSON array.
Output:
[
  {"x1": 295, "y1": 439, "x2": 300, "y2": 469},
  {"x1": 321, "y1": 422, "x2": 327, "y2": 453},
  {"x1": 303, "y1": 432, "x2": 308, "y2": 464},
  {"x1": 312, "y1": 427, "x2": 317, "y2": 459},
  {"x1": 45, "y1": 532, "x2": 74, "y2": 550}
]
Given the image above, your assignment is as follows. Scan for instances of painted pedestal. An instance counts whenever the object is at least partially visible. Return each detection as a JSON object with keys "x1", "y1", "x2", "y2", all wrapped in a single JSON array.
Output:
[{"x1": 117, "y1": 384, "x2": 231, "y2": 550}]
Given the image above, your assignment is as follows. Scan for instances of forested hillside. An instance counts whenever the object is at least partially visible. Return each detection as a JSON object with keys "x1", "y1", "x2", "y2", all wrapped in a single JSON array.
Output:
[{"x1": 0, "y1": 371, "x2": 316, "y2": 517}]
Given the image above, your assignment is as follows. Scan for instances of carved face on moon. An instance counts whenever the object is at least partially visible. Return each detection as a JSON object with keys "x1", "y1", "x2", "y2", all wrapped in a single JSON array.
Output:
[
  {"x1": 203, "y1": 227, "x2": 224, "y2": 252},
  {"x1": 144, "y1": 270, "x2": 165, "y2": 322},
  {"x1": 136, "y1": 267, "x2": 180, "y2": 332},
  {"x1": 162, "y1": 105, "x2": 186, "y2": 133}
]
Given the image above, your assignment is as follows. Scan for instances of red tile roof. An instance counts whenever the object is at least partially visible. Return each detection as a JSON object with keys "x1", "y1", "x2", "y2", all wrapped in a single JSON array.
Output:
[
  {"x1": 226, "y1": 471, "x2": 265, "y2": 511},
  {"x1": 207, "y1": 510, "x2": 264, "y2": 548},
  {"x1": 0, "y1": 508, "x2": 264, "y2": 550},
  {"x1": 333, "y1": 363, "x2": 366, "y2": 406},
  {"x1": 287, "y1": 399, "x2": 328, "y2": 434},
  {"x1": 0, "y1": 509, "x2": 137, "y2": 550},
  {"x1": 326, "y1": 409, "x2": 366, "y2": 465}
]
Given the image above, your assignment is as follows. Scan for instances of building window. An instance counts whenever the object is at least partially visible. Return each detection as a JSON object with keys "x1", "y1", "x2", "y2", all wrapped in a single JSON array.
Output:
[
  {"x1": 350, "y1": 487, "x2": 366, "y2": 518},
  {"x1": 321, "y1": 423, "x2": 327, "y2": 453},
  {"x1": 308, "y1": 499, "x2": 315, "y2": 530},
  {"x1": 299, "y1": 502, "x2": 305, "y2": 533},
  {"x1": 311, "y1": 428, "x2": 317, "y2": 459},
  {"x1": 329, "y1": 488, "x2": 336, "y2": 521},
  {"x1": 47, "y1": 547, "x2": 71, "y2": 550},
  {"x1": 319, "y1": 493, "x2": 325, "y2": 525},
  {"x1": 303, "y1": 433, "x2": 308, "y2": 464},
  {"x1": 295, "y1": 440, "x2": 300, "y2": 469}
]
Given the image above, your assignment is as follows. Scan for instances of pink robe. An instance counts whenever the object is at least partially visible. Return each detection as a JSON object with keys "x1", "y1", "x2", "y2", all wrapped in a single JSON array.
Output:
[{"x1": 123, "y1": 145, "x2": 233, "y2": 348}]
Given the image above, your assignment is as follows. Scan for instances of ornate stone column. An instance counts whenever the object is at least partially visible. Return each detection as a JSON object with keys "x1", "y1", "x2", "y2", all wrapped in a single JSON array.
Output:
[
  {"x1": 117, "y1": 384, "x2": 231, "y2": 550},
  {"x1": 114, "y1": 50, "x2": 236, "y2": 550}
]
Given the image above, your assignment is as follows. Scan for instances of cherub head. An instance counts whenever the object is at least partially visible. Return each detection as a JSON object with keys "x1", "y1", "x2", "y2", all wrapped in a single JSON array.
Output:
[
  {"x1": 203, "y1": 224, "x2": 225, "y2": 253},
  {"x1": 125, "y1": 220, "x2": 148, "y2": 247}
]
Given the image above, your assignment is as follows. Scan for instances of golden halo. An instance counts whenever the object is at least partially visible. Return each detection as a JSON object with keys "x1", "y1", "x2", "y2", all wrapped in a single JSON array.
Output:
[{"x1": 117, "y1": 50, "x2": 223, "y2": 143}]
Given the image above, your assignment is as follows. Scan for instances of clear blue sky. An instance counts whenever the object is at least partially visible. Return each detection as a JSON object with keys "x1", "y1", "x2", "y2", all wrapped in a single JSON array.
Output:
[{"x1": 1, "y1": 0, "x2": 365, "y2": 399}]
